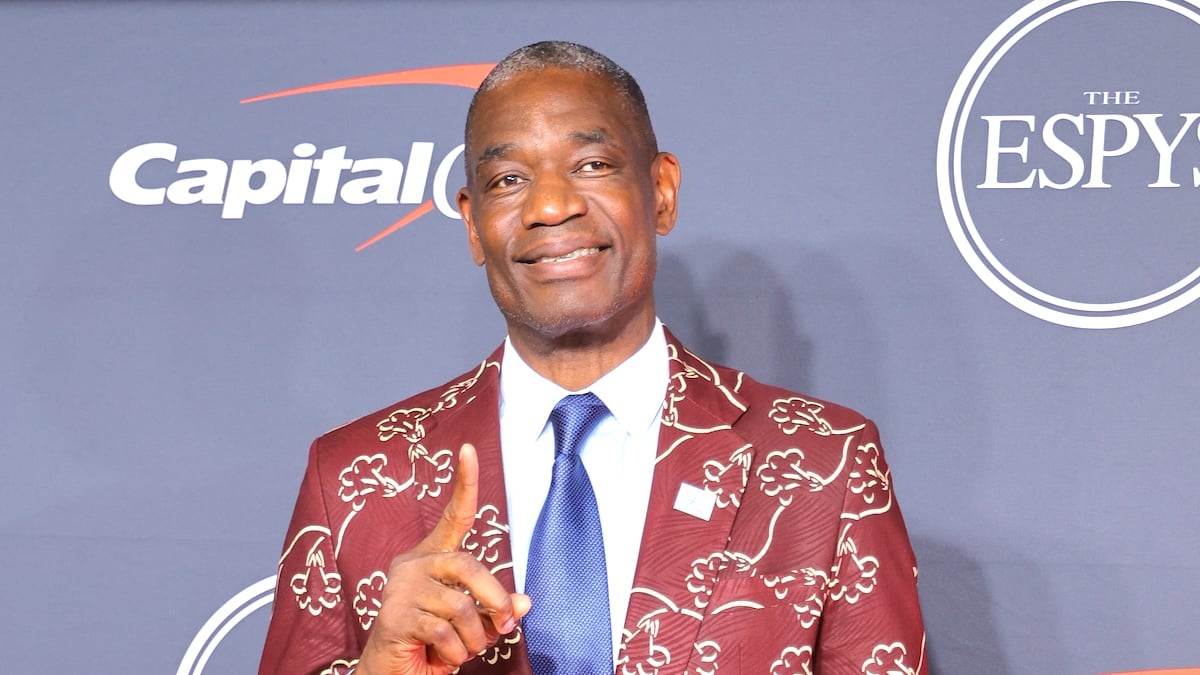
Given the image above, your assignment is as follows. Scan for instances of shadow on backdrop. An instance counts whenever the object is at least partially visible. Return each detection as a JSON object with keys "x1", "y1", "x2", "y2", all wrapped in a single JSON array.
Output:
[
  {"x1": 656, "y1": 249, "x2": 812, "y2": 394},
  {"x1": 914, "y1": 537, "x2": 1011, "y2": 675}
]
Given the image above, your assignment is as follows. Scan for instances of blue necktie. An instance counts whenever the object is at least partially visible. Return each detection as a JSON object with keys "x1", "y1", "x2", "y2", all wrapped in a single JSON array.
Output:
[{"x1": 523, "y1": 393, "x2": 613, "y2": 675}]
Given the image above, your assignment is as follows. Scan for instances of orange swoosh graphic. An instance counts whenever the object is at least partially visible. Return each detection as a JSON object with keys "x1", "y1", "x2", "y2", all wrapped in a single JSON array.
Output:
[
  {"x1": 241, "y1": 63, "x2": 494, "y2": 251},
  {"x1": 355, "y1": 200, "x2": 436, "y2": 252},
  {"x1": 240, "y1": 63, "x2": 494, "y2": 104}
]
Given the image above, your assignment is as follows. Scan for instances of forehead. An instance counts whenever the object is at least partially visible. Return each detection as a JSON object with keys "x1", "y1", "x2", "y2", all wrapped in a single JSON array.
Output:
[{"x1": 467, "y1": 68, "x2": 642, "y2": 159}]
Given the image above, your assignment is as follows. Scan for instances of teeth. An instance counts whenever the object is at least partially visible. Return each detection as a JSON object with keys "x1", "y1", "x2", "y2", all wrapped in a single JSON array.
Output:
[{"x1": 536, "y1": 247, "x2": 600, "y2": 263}]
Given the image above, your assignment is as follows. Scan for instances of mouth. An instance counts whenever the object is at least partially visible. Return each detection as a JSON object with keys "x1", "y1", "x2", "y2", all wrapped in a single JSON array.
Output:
[{"x1": 528, "y1": 247, "x2": 604, "y2": 264}]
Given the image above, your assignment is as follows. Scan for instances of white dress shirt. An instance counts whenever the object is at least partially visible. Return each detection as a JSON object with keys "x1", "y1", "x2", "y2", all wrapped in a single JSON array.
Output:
[{"x1": 498, "y1": 320, "x2": 667, "y2": 664}]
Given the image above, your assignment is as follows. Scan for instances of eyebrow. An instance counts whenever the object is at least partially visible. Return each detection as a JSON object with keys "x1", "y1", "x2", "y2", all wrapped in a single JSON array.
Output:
[
  {"x1": 477, "y1": 143, "x2": 517, "y2": 164},
  {"x1": 474, "y1": 128, "x2": 618, "y2": 166},
  {"x1": 569, "y1": 129, "x2": 614, "y2": 146}
]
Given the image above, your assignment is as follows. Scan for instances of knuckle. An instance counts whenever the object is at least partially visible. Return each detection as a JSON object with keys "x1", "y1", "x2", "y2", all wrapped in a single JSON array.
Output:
[
  {"x1": 438, "y1": 551, "x2": 474, "y2": 578},
  {"x1": 426, "y1": 620, "x2": 460, "y2": 647},
  {"x1": 439, "y1": 508, "x2": 474, "y2": 536},
  {"x1": 491, "y1": 591, "x2": 514, "y2": 614},
  {"x1": 447, "y1": 592, "x2": 477, "y2": 622}
]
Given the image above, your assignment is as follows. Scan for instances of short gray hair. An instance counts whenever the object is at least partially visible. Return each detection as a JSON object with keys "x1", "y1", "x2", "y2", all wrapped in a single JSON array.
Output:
[{"x1": 464, "y1": 41, "x2": 658, "y2": 178}]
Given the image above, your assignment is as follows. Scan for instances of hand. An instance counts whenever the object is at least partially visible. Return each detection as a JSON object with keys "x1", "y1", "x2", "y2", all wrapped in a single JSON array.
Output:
[{"x1": 356, "y1": 443, "x2": 531, "y2": 675}]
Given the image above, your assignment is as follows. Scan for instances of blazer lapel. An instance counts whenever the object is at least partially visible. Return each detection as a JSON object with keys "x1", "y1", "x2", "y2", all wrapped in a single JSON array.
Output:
[
  {"x1": 413, "y1": 345, "x2": 533, "y2": 674},
  {"x1": 618, "y1": 331, "x2": 756, "y2": 675}
]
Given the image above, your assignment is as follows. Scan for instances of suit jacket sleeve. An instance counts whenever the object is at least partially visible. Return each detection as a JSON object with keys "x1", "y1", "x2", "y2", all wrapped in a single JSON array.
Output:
[
  {"x1": 259, "y1": 438, "x2": 361, "y2": 675},
  {"x1": 813, "y1": 419, "x2": 926, "y2": 675}
]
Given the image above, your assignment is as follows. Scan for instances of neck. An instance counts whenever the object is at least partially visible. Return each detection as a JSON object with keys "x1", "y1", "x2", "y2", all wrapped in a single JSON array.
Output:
[{"x1": 507, "y1": 311, "x2": 657, "y2": 391}]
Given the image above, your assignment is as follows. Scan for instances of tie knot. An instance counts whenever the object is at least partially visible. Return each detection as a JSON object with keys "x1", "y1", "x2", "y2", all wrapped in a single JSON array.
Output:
[{"x1": 550, "y1": 392, "x2": 609, "y2": 458}]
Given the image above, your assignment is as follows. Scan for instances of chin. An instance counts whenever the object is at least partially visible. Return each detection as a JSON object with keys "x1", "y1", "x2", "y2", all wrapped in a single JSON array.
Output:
[
  {"x1": 500, "y1": 295, "x2": 631, "y2": 342},
  {"x1": 515, "y1": 308, "x2": 614, "y2": 339},
  {"x1": 491, "y1": 279, "x2": 655, "y2": 344}
]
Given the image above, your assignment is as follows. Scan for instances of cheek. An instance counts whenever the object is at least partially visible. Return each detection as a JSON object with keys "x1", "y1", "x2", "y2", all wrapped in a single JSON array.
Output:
[
  {"x1": 482, "y1": 263, "x2": 524, "y2": 317},
  {"x1": 610, "y1": 243, "x2": 657, "y2": 296},
  {"x1": 473, "y1": 215, "x2": 515, "y2": 266},
  {"x1": 631, "y1": 248, "x2": 658, "y2": 285},
  {"x1": 622, "y1": 219, "x2": 661, "y2": 269}
]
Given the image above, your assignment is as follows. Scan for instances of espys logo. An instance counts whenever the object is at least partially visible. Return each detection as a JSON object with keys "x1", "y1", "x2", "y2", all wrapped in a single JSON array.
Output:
[
  {"x1": 110, "y1": 64, "x2": 493, "y2": 251},
  {"x1": 177, "y1": 575, "x2": 275, "y2": 675},
  {"x1": 938, "y1": 0, "x2": 1200, "y2": 328}
]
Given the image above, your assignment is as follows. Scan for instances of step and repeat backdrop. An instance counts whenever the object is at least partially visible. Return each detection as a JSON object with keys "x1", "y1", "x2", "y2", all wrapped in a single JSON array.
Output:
[{"x1": 3, "y1": 1, "x2": 1198, "y2": 673}]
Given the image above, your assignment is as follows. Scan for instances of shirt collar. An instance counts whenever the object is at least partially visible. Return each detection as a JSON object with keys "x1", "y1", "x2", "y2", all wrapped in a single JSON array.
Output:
[{"x1": 499, "y1": 320, "x2": 668, "y2": 447}]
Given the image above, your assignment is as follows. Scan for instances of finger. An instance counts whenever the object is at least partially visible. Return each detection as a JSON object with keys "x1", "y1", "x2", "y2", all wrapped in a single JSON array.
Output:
[
  {"x1": 377, "y1": 580, "x2": 483, "y2": 669},
  {"x1": 424, "y1": 443, "x2": 480, "y2": 552},
  {"x1": 416, "y1": 584, "x2": 493, "y2": 658},
  {"x1": 427, "y1": 553, "x2": 518, "y2": 633},
  {"x1": 511, "y1": 592, "x2": 531, "y2": 619},
  {"x1": 479, "y1": 592, "x2": 531, "y2": 638},
  {"x1": 407, "y1": 608, "x2": 473, "y2": 668}
]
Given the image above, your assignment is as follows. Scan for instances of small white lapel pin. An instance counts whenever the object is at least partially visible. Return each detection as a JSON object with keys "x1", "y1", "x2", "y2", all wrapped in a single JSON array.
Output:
[{"x1": 673, "y1": 482, "x2": 717, "y2": 521}]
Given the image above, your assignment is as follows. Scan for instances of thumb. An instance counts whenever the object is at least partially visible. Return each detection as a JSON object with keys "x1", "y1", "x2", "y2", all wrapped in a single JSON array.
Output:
[{"x1": 424, "y1": 443, "x2": 480, "y2": 552}]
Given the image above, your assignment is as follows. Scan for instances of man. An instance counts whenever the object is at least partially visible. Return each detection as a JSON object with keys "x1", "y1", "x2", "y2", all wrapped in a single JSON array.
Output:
[{"x1": 260, "y1": 41, "x2": 926, "y2": 675}]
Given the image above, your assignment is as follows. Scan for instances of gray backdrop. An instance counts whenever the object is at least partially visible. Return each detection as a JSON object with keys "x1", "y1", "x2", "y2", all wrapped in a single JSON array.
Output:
[{"x1": 3, "y1": 1, "x2": 1198, "y2": 673}]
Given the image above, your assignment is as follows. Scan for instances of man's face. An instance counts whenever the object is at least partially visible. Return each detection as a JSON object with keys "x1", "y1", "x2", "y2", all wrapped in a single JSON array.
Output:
[{"x1": 457, "y1": 68, "x2": 680, "y2": 344}]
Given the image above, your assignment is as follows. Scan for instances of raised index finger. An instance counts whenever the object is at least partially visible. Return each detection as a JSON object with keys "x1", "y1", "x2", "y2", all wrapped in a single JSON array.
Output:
[{"x1": 422, "y1": 443, "x2": 479, "y2": 553}]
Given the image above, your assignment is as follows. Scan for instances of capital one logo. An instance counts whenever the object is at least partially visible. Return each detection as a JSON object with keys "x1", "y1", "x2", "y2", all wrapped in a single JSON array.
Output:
[
  {"x1": 938, "y1": 0, "x2": 1200, "y2": 328},
  {"x1": 110, "y1": 63, "x2": 492, "y2": 251}
]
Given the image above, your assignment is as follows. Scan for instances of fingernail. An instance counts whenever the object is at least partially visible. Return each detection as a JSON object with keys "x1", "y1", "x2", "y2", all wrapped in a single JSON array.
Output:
[{"x1": 500, "y1": 617, "x2": 517, "y2": 634}]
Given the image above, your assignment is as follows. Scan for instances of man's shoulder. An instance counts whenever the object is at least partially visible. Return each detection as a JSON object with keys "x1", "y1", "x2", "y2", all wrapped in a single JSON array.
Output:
[
  {"x1": 735, "y1": 371, "x2": 872, "y2": 433},
  {"x1": 308, "y1": 350, "x2": 503, "y2": 461},
  {"x1": 671, "y1": 341, "x2": 871, "y2": 435}
]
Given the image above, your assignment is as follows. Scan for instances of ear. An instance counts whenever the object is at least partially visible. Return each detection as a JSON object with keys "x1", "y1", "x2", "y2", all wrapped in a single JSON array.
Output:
[
  {"x1": 651, "y1": 152, "x2": 681, "y2": 236},
  {"x1": 458, "y1": 186, "x2": 486, "y2": 266}
]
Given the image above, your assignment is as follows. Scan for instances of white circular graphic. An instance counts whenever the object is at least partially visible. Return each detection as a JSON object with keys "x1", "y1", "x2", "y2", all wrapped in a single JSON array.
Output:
[
  {"x1": 937, "y1": 0, "x2": 1200, "y2": 329},
  {"x1": 176, "y1": 575, "x2": 276, "y2": 675}
]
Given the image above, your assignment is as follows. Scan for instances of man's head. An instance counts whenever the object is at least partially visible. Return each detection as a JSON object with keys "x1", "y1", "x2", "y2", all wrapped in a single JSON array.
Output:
[{"x1": 457, "y1": 42, "x2": 680, "y2": 354}]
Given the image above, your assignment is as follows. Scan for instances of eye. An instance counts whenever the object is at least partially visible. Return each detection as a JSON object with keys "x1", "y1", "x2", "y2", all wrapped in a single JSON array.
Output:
[
  {"x1": 488, "y1": 173, "x2": 525, "y2": 190},
  {"x1": 577, "y1": 160, "x2": 613, "y2": 174}
]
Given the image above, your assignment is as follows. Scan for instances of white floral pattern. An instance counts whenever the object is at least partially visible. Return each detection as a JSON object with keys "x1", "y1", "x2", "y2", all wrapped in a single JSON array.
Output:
[
  {"x1": 770, "y1": 397, "x2": 834, "y2": 436},
  {"x1": 770, "y1": 645, "x2": 814, "y2": 675},
  {"x1": 461, "y1": 504, "x2": 509, "y2": 566},
  {"x1": 289, "y1": 543, "x2": 342, "y2": 616},
  {"x1": 338, "y1": 454, "x2": 402, "y2": 509},
  {"x1": 353, "y1": 571, "x2": 387, "y2": 630},
  {"x1": 863, "y1": 642, "x2": 916, "y2": 675},
  {"x1": 267, "y1": 342, "x2": 925, "y2": 675}
]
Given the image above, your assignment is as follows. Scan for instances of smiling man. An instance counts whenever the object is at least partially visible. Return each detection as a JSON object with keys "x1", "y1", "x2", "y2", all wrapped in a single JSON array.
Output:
[{"x1": 260, "y1": 41, "x2": 927, "y2": 675}]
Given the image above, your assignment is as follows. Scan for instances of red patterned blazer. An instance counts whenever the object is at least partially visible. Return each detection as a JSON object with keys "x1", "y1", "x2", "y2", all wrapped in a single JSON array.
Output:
[{"x1": 260, "y1": 330, "x2": 927, "y2": 675}]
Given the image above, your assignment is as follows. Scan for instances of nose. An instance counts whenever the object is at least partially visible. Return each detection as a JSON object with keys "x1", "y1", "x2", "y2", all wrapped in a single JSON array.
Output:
[{"x1": 522, "y1": 172, "x2": 586, "y2": 228}]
